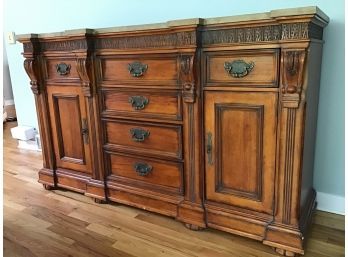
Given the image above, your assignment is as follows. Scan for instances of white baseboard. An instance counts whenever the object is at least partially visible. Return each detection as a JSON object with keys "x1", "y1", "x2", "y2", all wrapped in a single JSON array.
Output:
[
  {"x1": 316, "y1": 192, "x2": 345, "y2": 215},
  {"x1": 4, "y1": 99, "x2": 14, "y2": 106}
]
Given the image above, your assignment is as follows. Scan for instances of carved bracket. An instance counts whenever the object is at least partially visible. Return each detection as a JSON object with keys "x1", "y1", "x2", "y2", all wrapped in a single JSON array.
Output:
[
  {"x1": 76, "y1": 57, "x2": 93, "y2": 97},
  {"x1": 23, "y1": 58, "x2": 41, "y2": 95},
  {"x1": 281, "y1": 50, "x2": 306, "y2": 108},
  {"x1": 180, "y1": 55, "x2": 196, "y2": 103}
]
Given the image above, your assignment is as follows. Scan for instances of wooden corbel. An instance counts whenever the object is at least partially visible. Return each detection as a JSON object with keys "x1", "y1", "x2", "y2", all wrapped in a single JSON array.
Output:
[
  {"x1": 281, "y1": 49, "x2": 306, "y2": 108},
  {"x1": 180, "y1": 55, "x2": 196, "y2": 103},
  {"x1": 76, "y1": 57, "x2": 94, "y2": 97},
  {"x1": 23, "y1": 57, "x2": 41, "y2": 95}
]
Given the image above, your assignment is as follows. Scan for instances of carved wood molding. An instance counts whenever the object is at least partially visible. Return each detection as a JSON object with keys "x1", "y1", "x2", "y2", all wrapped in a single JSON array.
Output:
[
  {"x1": 76, "y1": 57, "x2": 93, "y2": 97},
  {"x1": 202, "y1": 22, "x2": 323, "y2": 46},
  {"x1": 95, "y1": 31, "x2": 197, "y2": 50},
  {"x1": 22, "y1": 23, "x2": 322, "y2": 53},
  {"x1": 180, "y1": 55, "x2": 196, "y2": 103},
  {"x1": 281, "y1": 49, "x2": 306, "y2": 108},
  {"x1": 282, "y1": 108, "x2": 296, "y2": 224},
  {"x1": 24, "y1": 39, "x2": 86, "y2": 53},
  {"x1": 23, "y1": 31, "x2": 197, "y2": 52},
  {"x1": 23, "y1": 57, "x2": 41, "y2": 95}
]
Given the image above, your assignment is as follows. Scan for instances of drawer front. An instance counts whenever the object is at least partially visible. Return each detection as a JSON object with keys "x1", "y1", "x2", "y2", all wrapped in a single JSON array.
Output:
[
  {"x1": 104, "y1": 120, "x2": 182, "y2": 160},
  {"x1": 205, "y1": 49, "x2": 279, "y2": 87},
  {"x1": 107, "y1": 153, "x2": 183, "y2": 195},
  {"x1": 100, "y1": 57, "x2": 178, "y2": 84},
  {"x1": 45, "y1": 58, "x2": 80, "y2": 82},
  {"x1": 101, "y1": 89, "x2": 182, "y2": 121}
]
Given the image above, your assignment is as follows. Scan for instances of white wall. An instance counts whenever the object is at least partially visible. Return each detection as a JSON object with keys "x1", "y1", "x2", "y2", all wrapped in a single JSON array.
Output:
[
  {"x1": 3, "y1": 38, "x2": 14, "y2": 105},
  {"x1": 4, "y1": 0, "x2": 345, "y2": 214}
]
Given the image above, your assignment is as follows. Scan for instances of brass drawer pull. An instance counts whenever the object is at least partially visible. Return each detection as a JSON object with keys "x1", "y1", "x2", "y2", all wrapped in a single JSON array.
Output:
[
  {"x1": 128, "y1": 96, "x2": 149, "y2": 110},
  {"x1": 224, "y1": 60, "x2": 254, "y2": 78},
  {"x1": 134, "y1": 162, "x2": 152, "y2": 176},
  {"x1": 130, "y1": 128, "x2": 150, "y2": 142},
  {"x1": 128, "y1": 61, "x2": 148, "y2": 77},
  {"x1": 56, "y1": 63, "x2": 71, "y2": 76}
]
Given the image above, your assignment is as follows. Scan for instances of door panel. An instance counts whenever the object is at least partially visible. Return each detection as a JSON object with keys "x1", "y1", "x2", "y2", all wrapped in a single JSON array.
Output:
[
  {"x1": 204, "y1": 91, "x2": 277, "y2": 214},
  {"x1": 47, "y1": 86, "x2": 91, "y2": 173}
]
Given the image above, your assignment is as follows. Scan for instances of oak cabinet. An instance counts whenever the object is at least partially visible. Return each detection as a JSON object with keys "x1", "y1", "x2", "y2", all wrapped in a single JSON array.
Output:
[
  {"x1": 18, "y1": 6, "x2": 329, "y2": 256},
  {"x1": 204, "y1": 91, "x2": 278, "y2": 215},
  {"x1": 47, "y1": 85, "x2": 92, "y2": 174}
]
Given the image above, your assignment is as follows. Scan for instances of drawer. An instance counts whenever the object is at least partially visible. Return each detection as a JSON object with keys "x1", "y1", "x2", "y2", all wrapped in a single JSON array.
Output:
[
  {"x1": 101, "y1": 89, "x2": 182, "y2": 121},
  {"x1": 205, "y1": 49, "x2": 279, "y2": 87},
  {"x1": 107, "y1": 153, "x2": 183, "y2": 195},
  {"x1": 104, "y1": 120, "x2": 182, "y2": 160},
  {"x1": 99, "y1": 56, "x2": 178, "y2": 84},
  {"x1": 44, "y1": 58, "x2": 80, "y2": 82}
]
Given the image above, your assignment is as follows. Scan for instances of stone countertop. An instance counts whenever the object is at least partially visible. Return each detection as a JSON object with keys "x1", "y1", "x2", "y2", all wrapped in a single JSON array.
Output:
[{"x1": 16, "y1": 6, "x2": 329, "y2": 41}]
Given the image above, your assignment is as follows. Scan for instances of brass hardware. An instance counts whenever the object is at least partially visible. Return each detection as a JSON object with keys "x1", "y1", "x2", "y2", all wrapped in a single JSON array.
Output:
[
  {"x1": 128, "y1": 61, "x2": 148, "y2": 77},
  {"x1": 224, "y1": 60, "x2": 254, "y2": 78},
  {"x1": 81, "y1": 118, "x2": 89, "y2": 144},
  {"x1": 130, "y1": 128, "x2": 150, "y2": 142},
  {"x1": 207, "y1": 132, "x2": 213, "y2": 165},
  {"x1": 56, "y1": 63, "x2": 71, "y2": 76},
  {"x1": 128, "y1": 96, "x2": 149, "y2": 110},
  {"x1": 134, "y1": 162, "x2": 152, "y2": 176}
]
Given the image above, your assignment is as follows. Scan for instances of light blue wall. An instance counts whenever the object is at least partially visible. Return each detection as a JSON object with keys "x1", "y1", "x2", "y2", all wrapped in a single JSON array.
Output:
[{"x1": 4, "y1": 0, "x2": 344, "y2": 209}]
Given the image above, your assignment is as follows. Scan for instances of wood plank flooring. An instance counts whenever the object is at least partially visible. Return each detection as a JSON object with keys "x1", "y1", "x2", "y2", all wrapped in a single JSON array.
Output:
[{"x1": 3, "y1": 121, "x2": 345, "y2": 257}]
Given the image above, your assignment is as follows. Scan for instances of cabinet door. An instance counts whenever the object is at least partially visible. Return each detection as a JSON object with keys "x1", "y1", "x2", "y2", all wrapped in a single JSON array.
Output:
[
  {"x1": 204, "y1": 91, "x2": 277, "y2": 214},
  {"x1": 47, "y1": 86, "x2": 92, "y2": 174}
]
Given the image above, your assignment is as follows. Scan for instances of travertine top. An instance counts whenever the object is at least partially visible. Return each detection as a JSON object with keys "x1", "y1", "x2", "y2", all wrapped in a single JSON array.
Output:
[{"x1": 16, "y1": 6, "x2": 329, "y2": 41}]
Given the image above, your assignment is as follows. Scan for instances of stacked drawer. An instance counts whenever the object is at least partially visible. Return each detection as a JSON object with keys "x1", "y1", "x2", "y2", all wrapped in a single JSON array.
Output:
[{"x1": 98, "y1": 54, "x2": 184, "y2": 198}]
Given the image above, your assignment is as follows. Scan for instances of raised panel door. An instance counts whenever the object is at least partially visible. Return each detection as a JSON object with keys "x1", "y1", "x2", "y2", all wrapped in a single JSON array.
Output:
[
  {"x1": 204, "y1": 91, "x2": 278, "y2": 214},
  {"x1": 47, "y1": 86, "x2": 92, "y2": 174}
]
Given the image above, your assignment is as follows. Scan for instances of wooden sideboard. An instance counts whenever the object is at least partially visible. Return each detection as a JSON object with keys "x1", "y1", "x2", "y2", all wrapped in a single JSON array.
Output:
[{"x1": 17, "y1": 6, "x2": 329, "y2": 256}]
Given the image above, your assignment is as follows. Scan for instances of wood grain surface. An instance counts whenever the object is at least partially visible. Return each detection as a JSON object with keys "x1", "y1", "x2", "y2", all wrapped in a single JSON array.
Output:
[{"x1": 4, "y1": 121, "x2": 344, "y2": 256}]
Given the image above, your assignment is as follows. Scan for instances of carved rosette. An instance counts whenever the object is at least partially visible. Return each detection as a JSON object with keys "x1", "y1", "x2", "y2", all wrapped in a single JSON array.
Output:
[
  {"x1": 180, "y1": 55, "x2": 195, "y2": 103},
  {"x1": 281, "y1": 50, "x2": 306, "y2": 108},
  {"x1": 23, "y1": 58, "x2": 41, "y2": 95},
  {"x1": 76, "y1": 57, "x2": 93, "y2": 97}
]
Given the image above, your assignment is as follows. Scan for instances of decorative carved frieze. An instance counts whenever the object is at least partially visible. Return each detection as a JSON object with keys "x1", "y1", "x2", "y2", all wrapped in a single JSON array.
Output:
[
  {"x1": 95, "y1": 31, "x2": 196, "y2": 50},
  {"x1": 23, "y1": 58, "x2": 41, "y2": 95},
  {"x1": 180, "y1": 55, "x2": 196, "y2": 103},
  {"x1": 76, "y1": 57, "x2": 93, "y2": 97},
  {"x1": 202, "y1": 22, "x2": 323, "y2": 46},
  {"x1": 22, "y1": 22, "x2": 323, "y2": 53},
  {"x1": 24, "y1": 39, "x2": 87, "y2": 53},
  {"x1": 281, "y1": 50, "x2": 306, "y2": 108}
]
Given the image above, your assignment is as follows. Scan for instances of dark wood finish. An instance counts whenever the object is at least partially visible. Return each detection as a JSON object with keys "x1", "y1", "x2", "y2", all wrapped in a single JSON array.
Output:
[{"x1": 18, "y1": 8, "x2": 328, "y2": 256}]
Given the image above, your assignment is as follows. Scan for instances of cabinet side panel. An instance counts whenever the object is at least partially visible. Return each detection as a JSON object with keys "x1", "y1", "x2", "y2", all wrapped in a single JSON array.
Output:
[{"x1": 300, "y1": 42, "x2": 324, "y2": 214}]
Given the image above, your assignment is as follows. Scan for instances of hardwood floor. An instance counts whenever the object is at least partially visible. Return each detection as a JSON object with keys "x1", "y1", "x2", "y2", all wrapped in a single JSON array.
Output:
[{"x1": 3, "y1": 121, "x2": 345, "y2": 257}]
